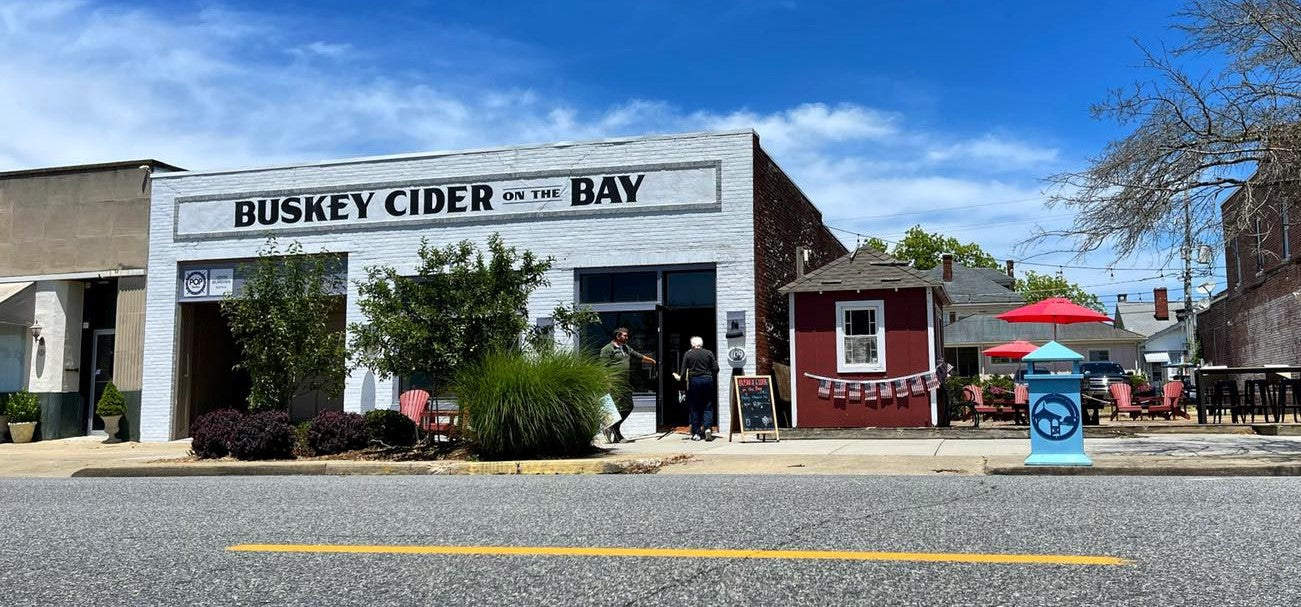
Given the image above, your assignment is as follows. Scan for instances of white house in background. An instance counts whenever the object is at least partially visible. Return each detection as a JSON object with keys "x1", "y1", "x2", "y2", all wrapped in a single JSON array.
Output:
[{"x1": 1112, "y1": 288, "x2": 1189, "y2": 383}]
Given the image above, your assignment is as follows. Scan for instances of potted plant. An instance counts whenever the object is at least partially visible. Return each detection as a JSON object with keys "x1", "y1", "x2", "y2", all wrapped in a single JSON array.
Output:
[
  {"x1": 5, "y1": 390, "x2": 40, "y2": 444},
  {"x1": 96, "y1": 382, "x2": 127, "y2": 444}
]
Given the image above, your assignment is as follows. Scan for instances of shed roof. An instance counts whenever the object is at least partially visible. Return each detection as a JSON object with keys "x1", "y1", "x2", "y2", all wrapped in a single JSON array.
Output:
[{"x1": 780, "y1": 247, "x2": 950, "y2": 303}]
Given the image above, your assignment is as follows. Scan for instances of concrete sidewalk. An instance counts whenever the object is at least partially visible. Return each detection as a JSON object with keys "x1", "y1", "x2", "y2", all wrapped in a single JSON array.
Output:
[{"x1": 4, "y1": 433, "x2": 1301, "y2": 477}]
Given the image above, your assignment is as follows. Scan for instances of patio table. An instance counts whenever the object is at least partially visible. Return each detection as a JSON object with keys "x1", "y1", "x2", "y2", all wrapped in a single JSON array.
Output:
[{"x1": 1194, "y1": 366, "x2": 1301, "y2": 424}]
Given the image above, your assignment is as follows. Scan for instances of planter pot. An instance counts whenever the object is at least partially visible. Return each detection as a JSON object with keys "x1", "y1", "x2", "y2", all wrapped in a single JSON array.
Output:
[
  {"x1": 8, "y1": 422, "x2": 37, "y2": 444},
  {"x1": 100, "y1": 415, "x2": 123, "y2": 444},
  {"x1": 0, "y1": 415, "x2": 8, "y2": 442}
]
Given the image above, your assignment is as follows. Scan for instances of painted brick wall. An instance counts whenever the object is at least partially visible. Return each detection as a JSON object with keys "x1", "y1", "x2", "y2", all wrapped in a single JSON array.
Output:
[
  {"x1": 752, "y1": 140, "x2": 847, "y2": 377},
  {"x1": 1202, "y1": 190, "x2": 1301, "y2": 367},
  {"x1": 141, "y1": 131, "x2": 759, "y2": 441}
]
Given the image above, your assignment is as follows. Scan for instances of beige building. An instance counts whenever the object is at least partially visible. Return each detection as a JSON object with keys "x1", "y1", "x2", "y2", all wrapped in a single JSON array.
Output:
[{"x1": 0, "y1": 160, "x2": 178, "y2": 440}]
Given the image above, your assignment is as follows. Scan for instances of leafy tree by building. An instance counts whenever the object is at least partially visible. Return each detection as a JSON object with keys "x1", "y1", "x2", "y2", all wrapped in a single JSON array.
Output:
[
  {"x1": 865, "y1": 225, "x2": 1000, "y2": 270},
  {"x1": 350, "y1": 233, "x2": 593, "y2": 394},
  {"x1": 1016, "y1": 270, "x2": 1105, "y2": 312},
  {"x1": 221, "y1": 239, "x2": 346, "y2": 412}
]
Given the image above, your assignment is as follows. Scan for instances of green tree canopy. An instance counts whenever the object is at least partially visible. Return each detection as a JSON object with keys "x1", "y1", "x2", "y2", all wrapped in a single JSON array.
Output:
[
  {"x1": 221, "y1": 239, "x2": 347, "y2": 412},
  {"x1": 1015, "y1": 270, "x2": 1104, "y2": 312},
  {"x1": 865, "y1": 225, "x2": 1000, "y2": 270},
  {"x1": 350, "y1": 234, "x2": 570, "y2": 394}
]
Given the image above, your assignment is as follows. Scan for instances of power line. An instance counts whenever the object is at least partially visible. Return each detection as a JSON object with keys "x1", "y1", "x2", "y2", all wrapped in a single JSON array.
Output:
[{"x1": 825, "y1": 196, "x2": 1045, "y2": 222}]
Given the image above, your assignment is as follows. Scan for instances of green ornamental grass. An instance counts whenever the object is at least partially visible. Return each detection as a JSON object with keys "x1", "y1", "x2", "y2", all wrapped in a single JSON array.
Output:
[{"x1": 454, "y1": 349, "x2": 621, "y2": 460}]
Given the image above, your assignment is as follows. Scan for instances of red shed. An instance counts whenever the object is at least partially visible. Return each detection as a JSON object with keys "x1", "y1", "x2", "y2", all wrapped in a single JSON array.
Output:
[{"x1": 780, "y1": 247, "x2": 949, "y2": 427}]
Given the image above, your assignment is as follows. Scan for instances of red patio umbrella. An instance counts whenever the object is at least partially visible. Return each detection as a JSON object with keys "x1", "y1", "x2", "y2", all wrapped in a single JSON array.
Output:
[
  {"x1": 995, "y1": 297, "x2": 1113, "y2": 341},
  {"x1": 981, "y1": 340, "x2": 1039, "y2": 360}
]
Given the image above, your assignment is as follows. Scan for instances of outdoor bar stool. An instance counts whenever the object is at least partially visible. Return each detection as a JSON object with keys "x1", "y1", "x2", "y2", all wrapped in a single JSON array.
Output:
[
  {"x1": 1243, "y1": 379, "x2": 1276, "y2": 424},
  {"x1": 1280, "y1": 379, "x2": 1301, "y2": 423},
  {"x1": 1210, "y1": 380, "x2": 1241, "y2": 424}
]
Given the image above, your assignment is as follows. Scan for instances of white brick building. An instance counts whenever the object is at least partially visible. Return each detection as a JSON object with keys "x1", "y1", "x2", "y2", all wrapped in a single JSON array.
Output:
[{"x1": 140, "y1": 130, "x2": 844, "y2": 441}]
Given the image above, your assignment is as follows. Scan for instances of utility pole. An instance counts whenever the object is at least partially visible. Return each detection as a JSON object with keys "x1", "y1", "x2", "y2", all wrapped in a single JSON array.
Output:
[{"x1": 1182, "y1": 190, "x2": 1195, "y2": 366}]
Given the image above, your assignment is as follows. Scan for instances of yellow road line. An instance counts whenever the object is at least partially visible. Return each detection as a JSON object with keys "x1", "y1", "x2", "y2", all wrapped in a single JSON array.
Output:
[{"x1": 226, "y1": 544, "x2": 1132, "y2": 566}]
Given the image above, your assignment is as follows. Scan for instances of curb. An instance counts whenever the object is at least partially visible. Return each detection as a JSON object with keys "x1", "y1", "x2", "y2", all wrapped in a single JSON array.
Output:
[
  {"x1": 985, "y1": 463, "x2": 1301, "y2": 476},
  {"x1": 70, "y1": 457, "x2": 672, "y2": 478}
]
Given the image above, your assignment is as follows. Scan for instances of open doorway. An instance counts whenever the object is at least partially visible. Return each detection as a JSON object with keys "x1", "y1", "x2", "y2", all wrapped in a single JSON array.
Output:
[
  {"x1": 658, "y1": 270, "x2": 717, "y2": 429},
  {"x1": 575, "y1": 266, "x2": 717, "y2": 433},
  {"x1": 172, "y1": 298, "x2": 345, "y2": 438}
]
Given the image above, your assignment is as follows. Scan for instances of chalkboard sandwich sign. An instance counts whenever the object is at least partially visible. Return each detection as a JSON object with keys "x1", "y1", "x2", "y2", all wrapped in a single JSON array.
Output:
[{"x1": 730, "y1": 375, "x2": 780, "y2": 442}]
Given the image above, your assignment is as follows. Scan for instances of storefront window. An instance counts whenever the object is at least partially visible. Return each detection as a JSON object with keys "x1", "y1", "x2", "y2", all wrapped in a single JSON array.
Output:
[
  {"x1": 580, "y1": 310, "x2": 658, "y2": 393},
  {"x1": 665, "y1": 271, "x2": 715, "y2": 307},
  {"x1": 579, "y1": 272, "x2": 657, "y2": 303}
]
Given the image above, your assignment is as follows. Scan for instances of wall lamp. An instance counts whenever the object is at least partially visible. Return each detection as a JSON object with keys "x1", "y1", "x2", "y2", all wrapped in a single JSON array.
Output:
[{"x1": 29, "y1": 322, "x2": 42, "y2": 343}]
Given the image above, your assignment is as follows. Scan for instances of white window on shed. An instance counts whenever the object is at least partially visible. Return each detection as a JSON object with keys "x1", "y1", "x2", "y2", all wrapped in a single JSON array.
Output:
[{"x1": 836, "y1": 300, "x2": 886, "y2": 373}]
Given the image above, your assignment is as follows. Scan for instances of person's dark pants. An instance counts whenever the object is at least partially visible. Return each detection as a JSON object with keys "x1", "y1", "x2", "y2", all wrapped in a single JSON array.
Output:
[
  {"x1": 610, "y1": 392, "x2": 634, "y2": 440},
  {"x1": 687, "y1": 375, "x2": 715, "y2": 437}
]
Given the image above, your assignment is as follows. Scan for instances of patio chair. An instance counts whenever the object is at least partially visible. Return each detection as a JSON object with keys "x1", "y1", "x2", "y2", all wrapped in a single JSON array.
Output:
[
  {"x1": 1143, "y1": 382, "x2": 1183, "y2": 420},
  {"x1": 964, "y1": 385, "x2": 1013, "y2": 422},
  {"x1": 1107, "y1": 383, "x2": 1147, "y2": 421},
  {"x1": 1012, "y1": 384, "x2": 1029, "y2": 425},
  {"x1": 1161, "y1": 381, "x2": 1190, "y2": 420},
  {"x1": 398, "y1": 388, "x2": 432, "y2": 439}
]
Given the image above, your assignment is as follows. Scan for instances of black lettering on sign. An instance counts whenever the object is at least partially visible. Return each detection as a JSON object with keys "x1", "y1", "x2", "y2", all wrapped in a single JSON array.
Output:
[
  {"x1": 234, "y1": 201, "x2": 256, "y2": 227},
  {"x1": 571, "y1": 178, "x2": 594, "y2": 205},
  {"x1": 471, "y1": 184, "x2": 493, "y2": 211},
  {"x1": 446, "y1": 186, "x2": 468, "y2": 212},
  {"x1": 422, "y1": 188, "x2": 445, "y2": 215},
  {"x1": 385, "y1": 190, "x2": 407, "y2": 216},
  {"x1": 258, "y1": 199, "x2": 279, "y2": 225},
  {"x1": 328, "y1": 194, "x2": 350, "y2": 221},
  {"x1": 619, "y1": 174, "x2": 645, "y2": 202},
  {"x1": 303, "y1": 195, "x2": 327, "y2": 222},
  {"x1": 281, "y1": 197, "x2": 303, "y2": 223},
  {"x1": 351, "y1": 192, "x2": 373, "y2": 219}
]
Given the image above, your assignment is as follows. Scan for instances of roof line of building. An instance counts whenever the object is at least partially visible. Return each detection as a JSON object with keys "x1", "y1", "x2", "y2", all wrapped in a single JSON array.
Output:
[
  {"x1": 151, "y1": 129, "x2": 759, "y2": 180},
  {"x1": 0, "y1": 159, "x2": 182, "y2": 180}
]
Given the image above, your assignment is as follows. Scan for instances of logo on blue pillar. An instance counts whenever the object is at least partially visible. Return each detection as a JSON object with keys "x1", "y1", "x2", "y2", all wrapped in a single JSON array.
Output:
[{"x1": 1030, "y1": 394, "x2": 1080, "y2": 441}]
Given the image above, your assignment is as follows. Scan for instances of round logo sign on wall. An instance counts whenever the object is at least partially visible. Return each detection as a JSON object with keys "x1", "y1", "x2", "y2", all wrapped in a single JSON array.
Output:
[
  {"x1": 184, "y1": 270, "x2": 209, "y2": 296},
  {"x1": 1030, "y1": 393, "x2": 1081, "y2": 441},
  {"x1": 727, "y1": 347, "x2": 747, "y2": 366}
]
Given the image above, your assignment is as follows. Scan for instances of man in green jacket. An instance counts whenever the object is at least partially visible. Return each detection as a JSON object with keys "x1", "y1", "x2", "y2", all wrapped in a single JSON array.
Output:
[{"x1": 600, "y1": 327, "x2": 656, "y2": 443}]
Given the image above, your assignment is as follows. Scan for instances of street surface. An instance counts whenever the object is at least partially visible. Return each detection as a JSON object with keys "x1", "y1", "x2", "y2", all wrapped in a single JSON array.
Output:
[{"x1": 3, "y1": 475, "x2": 1300, "y2": 605}]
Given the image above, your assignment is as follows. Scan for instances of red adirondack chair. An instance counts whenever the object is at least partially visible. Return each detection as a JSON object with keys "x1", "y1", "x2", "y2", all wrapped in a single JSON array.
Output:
[
  {"x1": 398, "y1": 389, "x2": 431, "y2": 431},
  {"x1": 1108, "y1": 383, "x2": 1149, "y2": 420},
  {"x1": 964, "y1": 385, "x2": 1014, "y2": 422},
  {"x1": 398, "y1": 388, "x2": 460, "y2": 442},
  {"x1": 1147, "y1": 382, "x2": 1189, "y2": 420},
  {"x1": 1014, "y1": 384, "x2": 1029, "y2": 405}
]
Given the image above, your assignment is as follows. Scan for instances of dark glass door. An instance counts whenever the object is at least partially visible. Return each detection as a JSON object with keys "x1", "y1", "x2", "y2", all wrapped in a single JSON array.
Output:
[{"x1": 90, "y1": 330, "x2": 115, "y2": 432}]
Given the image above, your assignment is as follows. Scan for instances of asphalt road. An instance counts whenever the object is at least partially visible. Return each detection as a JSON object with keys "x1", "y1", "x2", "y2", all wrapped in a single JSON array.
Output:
[{"x1": 2, "y1": 475, "x2": 1299, "y2": 606}]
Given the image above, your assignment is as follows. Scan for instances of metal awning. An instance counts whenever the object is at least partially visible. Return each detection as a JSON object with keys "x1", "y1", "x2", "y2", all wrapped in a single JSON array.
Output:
[
  {"x1": 0, "y1": 282, "x2": 35, "y2": 327},
  {"x1": 1143, "y1": 352, "x2": 1171, "y2": 364}
]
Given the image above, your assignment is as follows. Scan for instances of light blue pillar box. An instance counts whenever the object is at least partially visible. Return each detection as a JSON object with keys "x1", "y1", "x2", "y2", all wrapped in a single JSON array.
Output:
[{"x1": 1021, "y1": 341, "x2": 1092, "y2": 466}]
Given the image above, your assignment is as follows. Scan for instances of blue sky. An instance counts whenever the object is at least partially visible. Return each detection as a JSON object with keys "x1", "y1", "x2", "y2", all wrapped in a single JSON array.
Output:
[{"x1": 0, "y1": 0, "x2": 1225, "y2": 305}]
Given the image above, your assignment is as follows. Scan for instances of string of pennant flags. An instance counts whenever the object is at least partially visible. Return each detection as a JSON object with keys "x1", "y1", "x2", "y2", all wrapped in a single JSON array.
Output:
[{"x1": 804, "y1": 363, "x2": 953, "y2": 403}]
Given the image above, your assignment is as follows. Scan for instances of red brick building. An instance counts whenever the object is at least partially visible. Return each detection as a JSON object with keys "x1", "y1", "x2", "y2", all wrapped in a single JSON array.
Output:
[
  {"x1": 781, "y1": 248, "x2": 949, "y2": 427},
  {"x1": 1198, "y1": 184, "x2": 1301, "y2": 366}
]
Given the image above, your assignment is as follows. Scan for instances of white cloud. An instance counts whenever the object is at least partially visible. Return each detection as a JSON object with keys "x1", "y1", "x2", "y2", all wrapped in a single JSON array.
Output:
[{"x1": 0, "y1": 1, "x2": 1195, "y2": 302}]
